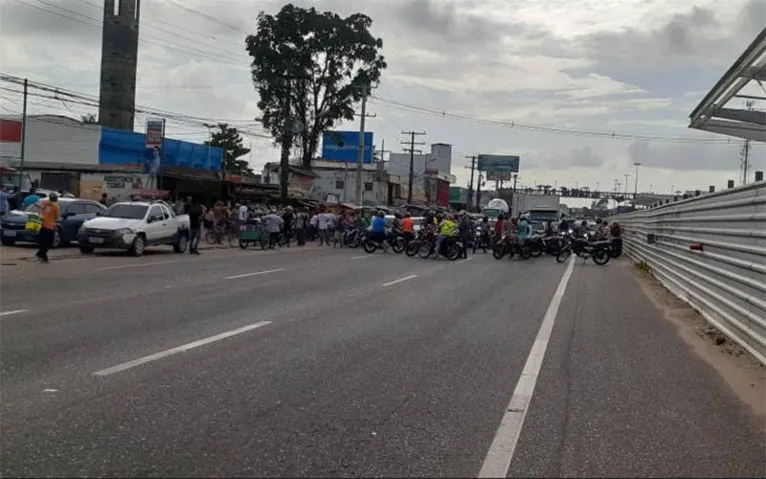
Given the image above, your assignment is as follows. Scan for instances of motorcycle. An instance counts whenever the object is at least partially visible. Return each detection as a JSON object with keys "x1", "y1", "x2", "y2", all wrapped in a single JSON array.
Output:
[
  {"x1": 556, "y1": 232, "x2": 611, "y2": 265},
  {"x1": 418, "y1": 234, "x2": 461, "y2": 260},
  {"x1": 362, "y1": 230, "x2": 406, "y2": 254},
  {"x1": 472, "y1": 227, "x2": 491, "y2": 254},
  {"x1": 492, "y1": 234, "x2": 531, "y2": 260}
]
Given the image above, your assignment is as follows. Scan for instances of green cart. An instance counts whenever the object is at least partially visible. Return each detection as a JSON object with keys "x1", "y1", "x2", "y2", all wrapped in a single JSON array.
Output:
[{"x1": 239, "y1": 222, "x2": 268, "y2": 250}]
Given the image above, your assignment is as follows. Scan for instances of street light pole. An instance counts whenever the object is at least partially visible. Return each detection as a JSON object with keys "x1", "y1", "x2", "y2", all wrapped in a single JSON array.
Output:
[{"x1": 633, "y1": 161, "x2": 641, "y2": 197}]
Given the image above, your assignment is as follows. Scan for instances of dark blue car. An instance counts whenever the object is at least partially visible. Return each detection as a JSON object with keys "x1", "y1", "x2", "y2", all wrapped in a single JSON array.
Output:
[{"x1": 1, "y1": 198, "x2": 106, "y2": 248}]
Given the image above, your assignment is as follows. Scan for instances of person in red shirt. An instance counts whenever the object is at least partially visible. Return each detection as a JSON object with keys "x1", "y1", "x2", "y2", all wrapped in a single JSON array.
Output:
[{"x1": 493, "y1": 213, "x2": 505, "y2": 241}]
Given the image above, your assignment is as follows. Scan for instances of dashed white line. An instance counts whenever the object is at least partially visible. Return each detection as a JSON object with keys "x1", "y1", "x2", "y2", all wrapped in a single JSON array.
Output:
[
  {"x1": 97, "y1": 260, "x2": 178, "y2": 271},
  {"x1": 382, "y1": 274, "x2": 418, "y2": 287},
  {"x1": 478, "y1": 256, "x2": 576, "y2": 478},
  {"x1": 93, "y1": 321, "x2": 272, "y2": 376},
  {"x1": 0, "y1": 309, "x2": 27, "y2": 317},
  {"x1": 225, "y1": 268, "x2": 285, "y2": 280}
]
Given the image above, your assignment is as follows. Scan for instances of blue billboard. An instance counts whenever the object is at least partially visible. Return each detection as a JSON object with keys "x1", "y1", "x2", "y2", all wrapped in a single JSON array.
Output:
[
  {"x1": 99, "y1": 127, "x2": 223, "y2": 171},
  {"x1": 477, "y1": 154, "x2": 520, "y2": 173},
  {"x1": 321, "y1": 130, "x2": 374, "y2": 164}
]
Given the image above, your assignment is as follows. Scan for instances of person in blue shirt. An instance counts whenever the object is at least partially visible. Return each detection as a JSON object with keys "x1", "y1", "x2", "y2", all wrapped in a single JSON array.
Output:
[
  {"x1": 21, "y1": 187, "x2": 41, "y2": 209},
  {"x1": 370, "y1": 211, "x2": 387, "y2": 247}
]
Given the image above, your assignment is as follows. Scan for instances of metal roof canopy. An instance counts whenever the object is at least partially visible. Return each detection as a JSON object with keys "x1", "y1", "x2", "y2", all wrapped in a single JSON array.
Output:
[{"x1": 689, "y1": 28, "x2": 766, "y2": 143}]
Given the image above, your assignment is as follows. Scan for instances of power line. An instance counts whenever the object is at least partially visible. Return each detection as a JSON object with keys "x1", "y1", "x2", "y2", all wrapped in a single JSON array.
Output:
[
  {"x1": 371, "y1": 95, "x2": 738, "y2": 144},
  {"x1": 13, "y1": 0, "x2": 249, "y2": 68}
]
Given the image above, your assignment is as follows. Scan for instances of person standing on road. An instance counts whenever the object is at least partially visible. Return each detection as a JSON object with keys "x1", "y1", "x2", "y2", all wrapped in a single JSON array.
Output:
[
  {"x1": 282, "y1": 206, "x2": 294, "y2": 247},
  {"x1": 458, "y1": 211, "x2": 471, "y2": 259},
  {"x1": 36, "y1": 193, "x2": 60, "y2": 263},
  {"x1": 264, "y1": 208, "x2": 283, "y2": 249},
  {"x1": 188, "y1": 200, "x2": 203, "y2": 255},
  {"x1": 315, "y1": 207, "x2": 333, "y2": 246},
  {"x1": 401, "y1": 213, "x2": 414, "y2": 244},
  {"x1": 293, "y1": 207, "x2": 309, "y2": 246}
]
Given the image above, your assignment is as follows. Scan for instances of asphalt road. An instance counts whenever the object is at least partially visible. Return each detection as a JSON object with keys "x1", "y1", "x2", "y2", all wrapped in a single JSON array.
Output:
[{"x1": 1, "y1": 246, "x2": 763, "y2": 477}]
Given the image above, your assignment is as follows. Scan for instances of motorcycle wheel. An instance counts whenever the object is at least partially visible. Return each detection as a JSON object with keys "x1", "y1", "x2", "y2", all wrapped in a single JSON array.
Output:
[
  {"x1": 417, "y1": 242, "x2": 433, "y2": 259},
  {"x1": 405, "y1": 241, "x2": 419, "y2": 257},
  {"x1": 362, "y1": 239, "x2": 377, "y2": 254},
  {"x1": 391, "y1": 237, "x2": 406, "y2": 254},
  {"x1": 238, "y1": 239, "x2": 249, "y2": 250},
  {"x1": 593, "y1": 248, "x2": 611, "y2": 265},
  {"x1": 519, "y1": 247, "x2": 532, "y2": 260},
  {"x1": 556, "y1": 248, "x2": 572, "y2": 263},
  {"x1": 529, "y1": 243, "x2": 543, "y2": 258},
  {"x1": 492, "y1": 244, "x2": 506, "y2": 260},
  {"x1": 445, "y1": 243, "x2": 461, "y2": 261}
]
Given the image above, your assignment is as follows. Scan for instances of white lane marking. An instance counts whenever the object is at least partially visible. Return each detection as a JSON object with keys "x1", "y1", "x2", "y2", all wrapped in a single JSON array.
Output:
[
  {"x1": 456, "y1": 257, "x2": 474, "y2": 264},
  {"x1": 93, "y1": 321, "x2": 272, "y2": 376},
  {"x1": 224, "y1": 268, "x2": 285, "y2": 280},
  {"x1": 350, "y1": 255, "x2": 373, "y2": 260},
  {"x1": 0, "y1": 309, "x2": 27, "y2": 317},
  {"x1": 382, "y1": 274, "x2": 418, "y2": 287},
  {"x1": 478, "y1": 256, "x2": 576, "y2": 478},
  {"x1": 97, "y1": 260, "x2": 178, "y2": 271}
]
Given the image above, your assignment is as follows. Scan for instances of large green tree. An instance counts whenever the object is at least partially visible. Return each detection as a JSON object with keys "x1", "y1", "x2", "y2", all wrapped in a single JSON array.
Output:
[
  {"x1": 205, "y1": 123, "x2": 253, "y2": 176},
  {"x1": 246, "y1": 4, "x2": 386, "y2": 169}
]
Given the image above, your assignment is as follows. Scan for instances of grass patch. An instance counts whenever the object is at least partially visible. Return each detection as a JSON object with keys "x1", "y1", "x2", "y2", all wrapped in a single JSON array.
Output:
[{"x1": 635, "y1": 259, "x2": 651, "y2": 275}]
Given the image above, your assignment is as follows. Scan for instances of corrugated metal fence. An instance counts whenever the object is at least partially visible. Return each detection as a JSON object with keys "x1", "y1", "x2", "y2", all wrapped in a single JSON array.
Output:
[{"x1": 609, "y1": 182, "x2": 766, "y2": 365}]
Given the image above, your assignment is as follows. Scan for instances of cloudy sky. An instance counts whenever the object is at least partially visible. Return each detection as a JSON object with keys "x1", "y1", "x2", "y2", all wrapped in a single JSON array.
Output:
[{"x1": 1, "y1": 0, "x2": 765, "y2": 197}]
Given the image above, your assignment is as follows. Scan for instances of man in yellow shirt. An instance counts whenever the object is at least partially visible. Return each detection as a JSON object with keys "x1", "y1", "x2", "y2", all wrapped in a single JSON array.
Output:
[
  {"x1": 36, "y1": 193, "x2": 60, "y2": 263},
  {"x1": 434, "y1": 214, "x2": 457, "y2": 258}
]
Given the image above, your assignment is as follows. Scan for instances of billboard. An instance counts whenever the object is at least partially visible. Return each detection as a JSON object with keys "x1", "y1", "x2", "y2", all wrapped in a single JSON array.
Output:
[
  {"x1": 486, "y1": 171, "x2": 513, "y2": 181},
  {"x1": 145, "y1": 119, "x2": 165, "y2": 149},
  {"x1": 321, "y1": 130, "x2": 374, "y2": 164},
  {"x1": 477, "y1": 154, "x2": 520, "y2": 173}
]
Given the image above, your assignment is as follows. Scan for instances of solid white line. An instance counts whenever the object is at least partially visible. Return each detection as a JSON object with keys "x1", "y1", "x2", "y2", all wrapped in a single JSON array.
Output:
[
  {"x1": 478, "y1": 256, "x2": 576, "y2": 478},
  {"x1": 350, "y1": 255, "x2": 373, "y2": 260},
  {"x1": 97, "y1": 260, "x2": 178, "y2": 271},
  {"x1": 382, "y1": 274, "x2": 418, "y2": 287},
  {"x1": 93, "y1": 321, "x2": 272, "y2": 376},
  {"x1": 224, "y1": 268, "x2": 285, "y2": 280},
  {"x1": 0, "y1": 309, "x2": 27, "y2": 317}
]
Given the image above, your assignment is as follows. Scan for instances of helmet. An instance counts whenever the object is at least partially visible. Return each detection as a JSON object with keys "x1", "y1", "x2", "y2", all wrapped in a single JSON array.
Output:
[{"x1": 483, "y1": 216, "x2": 489, "y2": 222}]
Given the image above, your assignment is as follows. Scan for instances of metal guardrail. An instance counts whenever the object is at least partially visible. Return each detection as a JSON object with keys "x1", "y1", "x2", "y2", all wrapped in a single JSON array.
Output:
[{"x1": 609, "y1": 181, "x2": 766, "y2": 365}]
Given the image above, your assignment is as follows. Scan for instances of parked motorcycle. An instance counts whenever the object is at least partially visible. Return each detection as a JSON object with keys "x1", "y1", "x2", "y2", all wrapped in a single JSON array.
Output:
[{"x1": 556, "y1": 234, "x2": 611, "y2": 265}]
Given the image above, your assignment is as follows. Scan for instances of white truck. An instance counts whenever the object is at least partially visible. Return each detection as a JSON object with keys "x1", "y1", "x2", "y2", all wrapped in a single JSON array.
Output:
[
  {"x1": 480, "y1": 198, "x2": 510, "y2": 219},
  {"x1": 512, "y1": 193, "x2": 560, "y2": 226},
  {"x1": 77, "y1": 200, "x2": 190, "y2": 256}
]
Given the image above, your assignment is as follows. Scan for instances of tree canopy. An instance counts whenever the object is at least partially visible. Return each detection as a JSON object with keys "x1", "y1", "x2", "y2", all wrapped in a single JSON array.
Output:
[
  {"x1": 205, "y1": 123, "x2": 253, "y2": 176},
  {"x1": 246, "y1": 4, "x2": 386, "y2": 168}
]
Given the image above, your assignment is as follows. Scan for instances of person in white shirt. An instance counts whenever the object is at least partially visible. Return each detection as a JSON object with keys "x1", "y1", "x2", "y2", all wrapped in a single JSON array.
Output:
[
  {"x1": 238, "y1": 203, "x2": 249, "y2": 223},
  {"x1": 315, "y1": 208, "x2": 334, "y2": 246}
]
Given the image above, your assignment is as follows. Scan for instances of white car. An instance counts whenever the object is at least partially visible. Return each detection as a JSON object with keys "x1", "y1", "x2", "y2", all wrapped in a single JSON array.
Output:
[{"x1": 77, "y1": 200, "x2": 190, "y2": 256}]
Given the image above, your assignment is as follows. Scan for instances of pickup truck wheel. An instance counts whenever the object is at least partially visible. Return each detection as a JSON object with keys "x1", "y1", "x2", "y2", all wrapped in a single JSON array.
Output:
[
  {"x1": 79, "y1": 245, "x2": 95, "y2": 254},
  {"x1": 130, "y1": 235, "x2": 146, "y2": 256},
  {"x1": 1, "y1": 238, "x2": 16, "y2": 246},
  {"x1": 173, "y1": 233, "x2": 188, "y2": 253}
]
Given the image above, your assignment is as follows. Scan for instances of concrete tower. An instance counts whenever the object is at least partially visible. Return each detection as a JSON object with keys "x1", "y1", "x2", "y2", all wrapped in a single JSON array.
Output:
[{"x1": 98, "y1": 0, "x2": 140, "y2": 131}]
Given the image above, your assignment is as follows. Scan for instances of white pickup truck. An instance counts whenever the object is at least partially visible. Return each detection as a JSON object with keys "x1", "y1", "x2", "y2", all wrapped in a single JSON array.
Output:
[{"x1": 77, "y1": 200, "x2": 190, "y2": 256}]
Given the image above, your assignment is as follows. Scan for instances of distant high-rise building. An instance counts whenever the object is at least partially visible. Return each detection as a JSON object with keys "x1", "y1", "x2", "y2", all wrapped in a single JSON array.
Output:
[{"x1": 98, "y1": 0, "x2": 140, "y2": 131}]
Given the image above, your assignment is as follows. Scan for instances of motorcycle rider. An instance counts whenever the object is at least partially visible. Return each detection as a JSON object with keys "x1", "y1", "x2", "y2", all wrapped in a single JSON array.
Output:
[
  {"x1": 434, "y1": 213, "x2": 457, "y2": 259},
  {"x1": 559, "y1": 214, "x2": 570, "y2": 233},
  {"x1": 370, "y1": 210, "x2": 387, "y2": 250},
  {"x1": 402, "y1": 213, "x2": 414, "y2": 244},
  {"x1": 478, "y1": 215, "x2": 491, "y2": 249}
]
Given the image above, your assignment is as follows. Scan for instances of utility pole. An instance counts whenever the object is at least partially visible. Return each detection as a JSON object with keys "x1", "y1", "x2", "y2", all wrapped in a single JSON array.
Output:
[
  {"x1": 353, "y1": 86, "x2": 376, "y2": 205},
  {"x1": 465, "y1": 155, "x2": 476, "y2": 211},
  {"x1": 740, "y1": 100, "x2": 753, "y2": 185},
  {"x1": 633, "y1": 161, "x2": 641, "y2": 198},
  {"x1": 401, "y1": 130, "x2": 426, "y2": 203},
  {"x1": 279, "y1": 91, "x2": 292, "y2": 203},
  {"x1": 18, "y1": 78, "x2": 28, "y2": 183},
  {"x1": 623, "y1": 173, "x2": 630, "y2": 196}
]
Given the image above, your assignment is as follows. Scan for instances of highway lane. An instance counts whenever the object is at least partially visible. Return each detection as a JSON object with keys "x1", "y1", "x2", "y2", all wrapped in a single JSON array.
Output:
[{"x1": 1, "y1": 248, "x2": 764, "y2": 477}]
